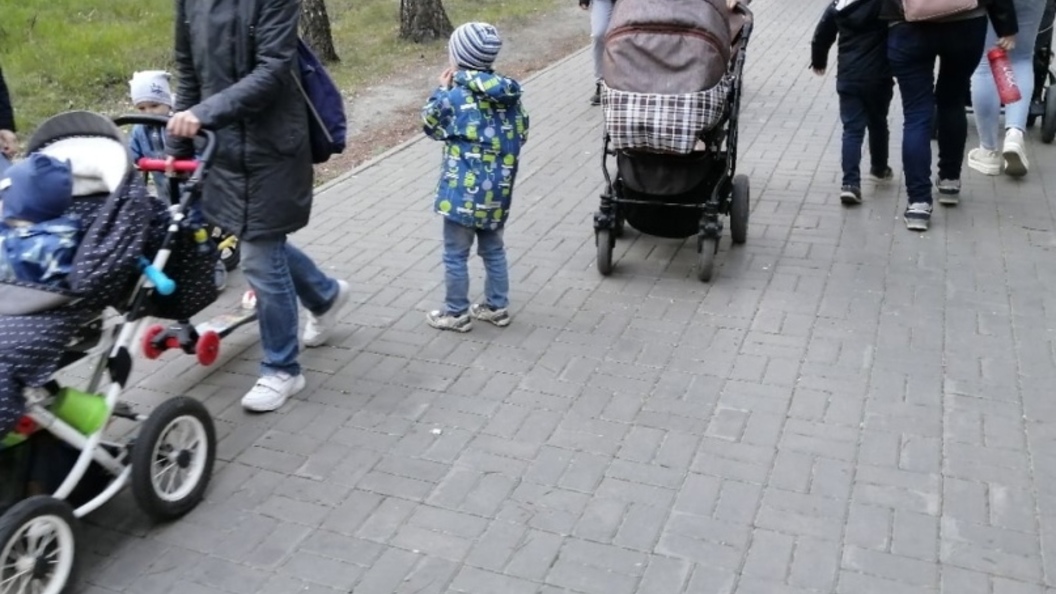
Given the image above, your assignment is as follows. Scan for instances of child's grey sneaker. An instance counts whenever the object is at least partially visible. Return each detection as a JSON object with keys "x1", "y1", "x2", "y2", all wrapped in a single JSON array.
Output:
[
  {"x1": 427, "y1": 310, "x2": 472, "y2": 332},
  {"x1": 470, "y1": 304, "x2": 511, "y2": 327},
  {"x1": 936, "y1": 178, "x2": 960, "y2": 206},
  {"x1": 840, "y1": 185, "x2": 862, "y2": 206},
  {"x1": 904, "y1": 202, "x2": 932, "y2": 231}
]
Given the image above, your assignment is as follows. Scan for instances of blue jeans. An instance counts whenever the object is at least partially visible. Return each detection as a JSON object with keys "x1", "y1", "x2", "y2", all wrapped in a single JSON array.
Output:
[
  {"x1": 591, "y1": 0, "x2": 615, "y2": 80},
  {"x1": 888, "y1": 18, "x2": 988, "y2": 204},
  {"x1": 971, "y1": 0, "x2": 1047, "y2": 148},
  {"x1": 838, "y1": 81, "x2": 894, "y2": 187},
  {"x1": 240, "y1": 237, "x2": 338, "y2": 376},
  {"x1": 442, "y1": 219, "x2": 509, "y2": 316}
]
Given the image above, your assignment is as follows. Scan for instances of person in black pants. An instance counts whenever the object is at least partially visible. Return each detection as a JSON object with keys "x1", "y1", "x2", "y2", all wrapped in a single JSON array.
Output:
[
  {"x1": 880, "y1": 0, "x2": 1017, "y2": 231},
  {"x1": 0, "y1": 67, "x2": 16, "y2": 172},
  {"x1": 811, "y1": 0, "x2": 894, "y2": 206}
]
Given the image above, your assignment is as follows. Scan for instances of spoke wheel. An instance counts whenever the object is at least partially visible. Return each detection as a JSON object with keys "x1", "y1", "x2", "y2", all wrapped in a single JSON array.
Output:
[
  {"x1": 131, "y1": 397, "x2": 216, "y2": 521},
  {"x1": 0, "y1": 497, "x2": 78, "y2": 594}
]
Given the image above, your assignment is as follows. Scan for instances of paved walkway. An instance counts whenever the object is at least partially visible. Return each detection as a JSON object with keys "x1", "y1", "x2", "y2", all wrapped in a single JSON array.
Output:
[{"x1": 82, "y1": 1, "x2": 1056, "y2": 592}]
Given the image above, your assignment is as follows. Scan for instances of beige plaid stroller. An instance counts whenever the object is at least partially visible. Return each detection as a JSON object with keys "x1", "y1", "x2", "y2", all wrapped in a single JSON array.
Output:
[{"x1": 594, "y1": 0, "x2": 754, "y2": 282}]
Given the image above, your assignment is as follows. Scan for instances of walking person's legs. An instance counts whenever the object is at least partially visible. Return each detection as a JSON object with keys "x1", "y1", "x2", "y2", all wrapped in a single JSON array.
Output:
[
  {"x1": 888, "y1": 23, "x2": 938, "y2": 230},
  {"x1": 589, "y1": 0, "x2": 615, "y2": 105},
  {"x1": 1000, "y1": 0, "x2": 1046, "y2": 176},
  {"x1": 838, "y1": 87, "x2": 868, "y2": 205},
  {"x1": 238, "y1": 236, "x2": 307, "y2": 412},
  {"x1": 865, "y1": 80, "x2": 894, "y2": 180},
  {"x1": 470, "y1": 228, "x2": 512, "y2": 327},
  {"x1": 934, "y1": 17, "x2": 988, "y2": 202},
  {"x1": 286, "y1": 243, "x2": 350, "y2": 348},
  {"x1": 428, "y1": 218, "x2": 474, "y2": 332}
]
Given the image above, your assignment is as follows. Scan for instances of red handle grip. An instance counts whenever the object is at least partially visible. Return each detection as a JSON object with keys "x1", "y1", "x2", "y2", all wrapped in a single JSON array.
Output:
[{"x1": 137, "y1": 158, "x2": 198, "y2": 173}]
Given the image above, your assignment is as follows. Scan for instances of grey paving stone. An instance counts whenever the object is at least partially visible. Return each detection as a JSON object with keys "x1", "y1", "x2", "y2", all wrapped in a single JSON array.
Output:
[{"x1": 79, "y1": 1, "x2": 1056, "y2": 591}]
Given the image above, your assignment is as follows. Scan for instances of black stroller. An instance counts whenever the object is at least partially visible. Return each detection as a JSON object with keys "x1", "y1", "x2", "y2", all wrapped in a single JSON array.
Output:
[{"x1": 594, "y1": 0, "x2": 754, "y2": 282}]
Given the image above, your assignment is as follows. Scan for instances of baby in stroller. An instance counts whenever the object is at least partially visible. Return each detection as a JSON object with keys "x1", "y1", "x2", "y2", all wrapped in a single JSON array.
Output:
[
  {"x1": 0, "y1": 111, "x2": 219, "y2": 594},
  {"x1": 594, "y1": 0, "x2": 754, "y2": 282}
]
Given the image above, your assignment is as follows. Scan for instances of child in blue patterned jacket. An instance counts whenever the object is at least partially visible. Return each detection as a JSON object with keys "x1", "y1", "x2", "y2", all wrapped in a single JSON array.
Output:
[{"x1": 422, "y1": 22, "x2": 530, "y2": 332}]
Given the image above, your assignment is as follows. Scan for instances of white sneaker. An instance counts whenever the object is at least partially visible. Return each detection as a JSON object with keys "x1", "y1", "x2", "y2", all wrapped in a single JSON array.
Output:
[
  {"x1": 303, "y1": 280, "x2": 350, "y2": 348},
  {"x1": 967, "y1": 147, "x2": 1002, "y2": 176},
  {"x1": 241, "y1": 372, "x2": 306, "y2": 412},
  {"x1": 1002, "y1": 128, "x2": 1029, "y2": 177}
]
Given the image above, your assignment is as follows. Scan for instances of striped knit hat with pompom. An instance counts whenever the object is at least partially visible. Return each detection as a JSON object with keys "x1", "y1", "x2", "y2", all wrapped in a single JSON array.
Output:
[{"x1": 448, "y1": 22, "x2": 502, "y2": 71}]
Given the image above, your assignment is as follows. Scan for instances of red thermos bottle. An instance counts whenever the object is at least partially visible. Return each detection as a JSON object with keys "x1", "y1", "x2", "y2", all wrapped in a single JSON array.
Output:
[{"x1": 988, "y1": 48, "x2": 1022, "y2": 104}]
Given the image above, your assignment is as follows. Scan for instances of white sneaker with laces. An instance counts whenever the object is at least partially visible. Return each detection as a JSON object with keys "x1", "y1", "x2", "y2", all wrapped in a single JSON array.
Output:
[
  {"x1": 1002, "y1": 128, "x2": 1029, "y2": 177},
  {"x1": 967, "y1": 147, "x2": 1002, "y2": 176},
  {"x1": 303, "y1": 280, "x2": 350, "y2": 348},
  {"x1": 241, "y1": 372, "x2": 306, "y2": 412}
]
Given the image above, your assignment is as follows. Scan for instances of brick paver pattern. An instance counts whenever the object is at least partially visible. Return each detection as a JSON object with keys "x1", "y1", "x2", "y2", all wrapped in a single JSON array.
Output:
[{"x1": 77, "y1": 1, "x2": 1056, "y2": 592}]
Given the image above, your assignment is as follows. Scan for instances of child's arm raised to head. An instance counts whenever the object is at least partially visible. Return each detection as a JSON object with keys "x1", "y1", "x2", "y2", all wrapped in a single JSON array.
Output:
[
  {"x1": 422, "y1": 87, "x2": 457, "y2": 141},
  {"x1": 810, "y1": 3, "x2": 838, "y2": 75}
]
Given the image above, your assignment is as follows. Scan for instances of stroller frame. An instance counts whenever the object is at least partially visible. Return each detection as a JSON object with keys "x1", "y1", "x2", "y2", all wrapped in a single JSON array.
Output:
[
  {"x1": 594, "y1": 2, "x2": 755, "y2": 282},
  {"x1": 0, "y1": 114, "x2": 220, "y2": 594}
]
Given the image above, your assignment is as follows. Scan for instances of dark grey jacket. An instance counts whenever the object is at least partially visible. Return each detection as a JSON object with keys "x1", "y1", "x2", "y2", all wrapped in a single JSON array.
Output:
[{"x1": 169, "y1": 0, "x2": 313, "y2": 241}]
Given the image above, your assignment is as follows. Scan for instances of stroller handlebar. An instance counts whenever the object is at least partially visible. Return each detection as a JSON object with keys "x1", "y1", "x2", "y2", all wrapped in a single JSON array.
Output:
[
  {"x1": 137, "y1": 158, "x2": 197, "y2": 173},
  {"x1": 112, "y1": 114, "x2": 218, "y2": 176}
]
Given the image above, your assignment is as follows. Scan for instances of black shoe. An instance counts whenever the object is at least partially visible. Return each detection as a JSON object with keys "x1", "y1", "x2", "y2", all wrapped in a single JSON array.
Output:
[
  {"x1": 590, "y1": 83, "x2": 601, "y2": 106},
  {"x1": 840, "y1": 185, "x2": 862, "y2": 205},
  {"x1": 869, "y1": 166, "x2": 893, "y2": 181}
]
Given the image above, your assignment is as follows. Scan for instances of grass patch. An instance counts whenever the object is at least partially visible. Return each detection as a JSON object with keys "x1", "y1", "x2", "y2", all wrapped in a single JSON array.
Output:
[{"x1": 0, "y1": 0, "x2": 564, "y2": 135}]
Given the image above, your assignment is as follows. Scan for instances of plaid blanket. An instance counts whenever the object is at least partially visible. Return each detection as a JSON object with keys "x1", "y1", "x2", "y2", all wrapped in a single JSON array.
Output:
[{"x1": 602, "y1": 79, "x2": 730, "y2": 154}]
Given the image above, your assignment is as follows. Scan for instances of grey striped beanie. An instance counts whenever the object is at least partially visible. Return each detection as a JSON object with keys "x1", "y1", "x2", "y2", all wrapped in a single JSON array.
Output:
[{"x1": 449, "y1": 22, "x2": 502, "y2": 71}]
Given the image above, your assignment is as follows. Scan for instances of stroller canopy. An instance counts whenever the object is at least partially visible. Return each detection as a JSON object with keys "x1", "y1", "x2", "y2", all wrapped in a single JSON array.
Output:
[{"x1": 602, "y1": 0, "x2": 733, "y2": 95}]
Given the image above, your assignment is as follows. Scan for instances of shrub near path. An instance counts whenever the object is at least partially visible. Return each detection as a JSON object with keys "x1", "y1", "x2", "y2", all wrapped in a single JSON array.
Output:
[{"x1": 1, "y1": 0, "x2": 590, "y2": 184}]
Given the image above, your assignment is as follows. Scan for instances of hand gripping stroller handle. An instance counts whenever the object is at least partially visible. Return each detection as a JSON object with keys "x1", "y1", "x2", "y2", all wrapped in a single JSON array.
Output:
[
  {"x1": 137, "y1": 158, "x2": 198, "y2": 173},
  {"x1": 139, "y1": 257, "x2": 176, "y2": 296},
  {"x1": 112, "y1": 114, "x2": 218, "y2": 177}
]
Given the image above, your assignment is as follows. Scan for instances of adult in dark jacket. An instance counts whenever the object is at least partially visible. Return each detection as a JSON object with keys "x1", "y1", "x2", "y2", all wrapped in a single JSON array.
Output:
[
  {"x1": 0, "y1": 67, "x2": 16, "y2": 170},
  {"x1": 166, "y1": 0, "x2": 351, "y2": 413},
  {"x1": 879, "y1": 0, "x2": 1017, "y2": 231},
  {"x1": 811, "y1": 0, "x2": 894, "y2": 205}
]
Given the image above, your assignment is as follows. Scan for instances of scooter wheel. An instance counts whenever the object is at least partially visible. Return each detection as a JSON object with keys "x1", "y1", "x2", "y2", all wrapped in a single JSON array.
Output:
[
  {"x1": 142, "y1": 324, "x2": 166, "y2": 360},
  {"x1": 196, "y1": 331, "x2": 221, "y2": 366}
]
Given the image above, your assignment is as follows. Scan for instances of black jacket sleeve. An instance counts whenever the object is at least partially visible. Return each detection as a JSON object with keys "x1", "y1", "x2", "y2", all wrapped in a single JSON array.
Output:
[
  {"x1": 190, "y1": 0, "x2": 299, "y2": 130},
  {"x1": 811, "y1": 4, "x2": 839, "y2": 70},
  {"x1": 0, "y1": 68, "x2": 14, "y2": 132},
  {"x1": 986, "y1": 0, "x2": 1018, "y2": 37},
  {"x1": 168, "y1": 0, "x2": 200, "y2": 158}
]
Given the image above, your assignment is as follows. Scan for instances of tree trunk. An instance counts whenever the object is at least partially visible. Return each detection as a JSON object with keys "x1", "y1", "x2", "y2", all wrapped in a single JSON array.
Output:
[
  {"x1": 301, "y1": 0, "x2": 340, "y2": 63},
  {"x1": 399, "y1": 0, "x2": 453, "y2": 43}
]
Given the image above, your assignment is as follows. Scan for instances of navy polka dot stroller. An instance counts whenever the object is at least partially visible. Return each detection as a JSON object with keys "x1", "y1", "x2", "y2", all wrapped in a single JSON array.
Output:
[{"x1": 0, "y1": 112, "x2": 219, "y2": 594}]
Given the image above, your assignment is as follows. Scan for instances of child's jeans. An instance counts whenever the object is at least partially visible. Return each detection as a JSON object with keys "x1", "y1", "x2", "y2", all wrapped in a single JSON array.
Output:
[
  {"x1": 838, "y1": 80, "x2": 894, "y2": 188},
  {"x1": 442, "y1": 218, "x2": 509, "y2": 316}
]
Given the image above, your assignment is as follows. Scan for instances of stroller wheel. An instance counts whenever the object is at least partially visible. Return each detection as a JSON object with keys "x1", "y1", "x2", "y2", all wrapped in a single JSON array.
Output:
[
  {"x1": 697, "y1": 237, "x2": 718, "y2": 282},
  {"x1": 613, "y1": 213, "x2": 626, "y2": 239},
  {"x1": 0, "y1": 496, "x2": 80, "y2": 594},
  {"x1": 730, "y1": 175, "x2": 750, "y2": 245},
  {"x1": 131, "y1": 396, "x2": 216, "y2": 521},
  {"x1": 596, "y1": 230, "x2": 614, "y2": 276},
  {"x1": 1043, "y1": 89, "x2": 1056, "y2": 144}
]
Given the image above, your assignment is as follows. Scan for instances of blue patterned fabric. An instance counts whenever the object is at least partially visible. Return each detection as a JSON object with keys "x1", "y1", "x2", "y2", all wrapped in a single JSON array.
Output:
[
  {"x1": 422, "y1": 70, "x2": 530, "y2": 231},
  {"x1": 0, "y1": 217, "x2": 82, "y2": 287}
]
